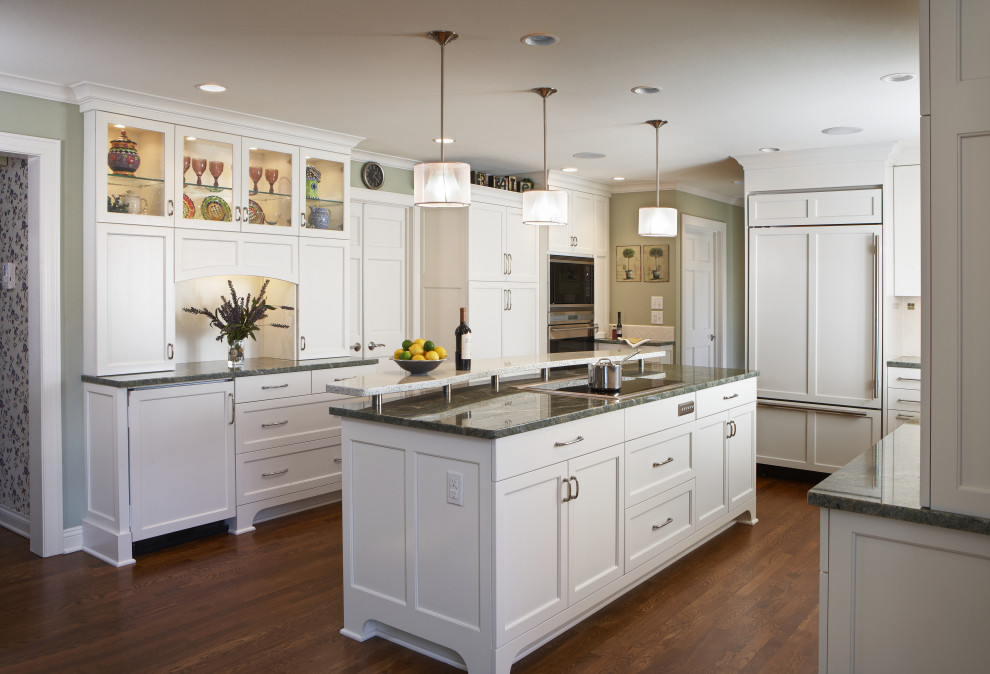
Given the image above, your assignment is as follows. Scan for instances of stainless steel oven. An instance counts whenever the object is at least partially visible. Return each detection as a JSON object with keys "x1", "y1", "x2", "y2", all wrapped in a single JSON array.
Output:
[
  {"x1": 549, "y1": 255, "x2": 594, "y2": 310},
  {"x1": 548, "y1": 310, "x2": 596, "y2": 353}
]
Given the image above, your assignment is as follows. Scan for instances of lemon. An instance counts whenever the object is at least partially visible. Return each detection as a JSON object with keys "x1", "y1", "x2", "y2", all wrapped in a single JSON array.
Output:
[
  {"x1": 411, "y1": 354, "x2": 426, "y2": 361},
  {"x1": 434, "y1": 346, "x2": 447, "y2": 359},
  {"x1": 401, "y1": 339, "x2": 413, "y2": 350},
  {"x1": 414, "y1": 338, "x2": 426, "y2": 346},
  {"x1": 394, "y1": 348, "x2": 405, "y2": 359},
  {"x1": 399, "y1": 351, "x2": 412, "y2": 360},
  {"x1": 408, "y1": 343, "x2": 425, "y2": 356},
  {"x1": 425, "y1": 350, "x2": 440, "y2": 361},
  {"x1": 424, "y1": 340, "x2": 436, "y2": 351}
]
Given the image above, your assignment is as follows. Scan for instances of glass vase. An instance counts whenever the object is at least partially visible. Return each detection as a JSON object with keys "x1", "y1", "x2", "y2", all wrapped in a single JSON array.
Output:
[{"x1": 227, "y1": 339, "x2": 246, "y2": 369}]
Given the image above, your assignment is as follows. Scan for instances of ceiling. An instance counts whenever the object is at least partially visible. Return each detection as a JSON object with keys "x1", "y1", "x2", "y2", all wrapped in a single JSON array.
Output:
[{"x1": 0, "y1": 0, "x2": 920, "y2": 200}]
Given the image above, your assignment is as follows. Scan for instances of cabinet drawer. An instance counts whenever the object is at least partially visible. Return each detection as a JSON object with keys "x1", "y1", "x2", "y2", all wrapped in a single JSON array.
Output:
[
  {"x1": 236, "y1": 396, "x2": 342, "y2": 454},
  {"x1": 236, "y1": 439, "x2": 340, "y2": 505},
  {"x1": 887, "y1": 387, "x2": 920, "y2": 412},
  {"x1": 625, "y1": 479, "x2": 695, "y2": 571},
  {"x1": 493, "y1": 410, "x2": 623, "y2": 481},
  {"x1": 311, "y1": 364, "x2": 378, "y2": 395},
  {"x1": 625, "y1": 425, "x2": 694, "y2": 507},
  {"x1": 235, "y1": 371, "x2": 311, "y2": 403},
  {"x1": 625, "y1": 392, "x2": 696, "y2": 441},
  {"x1": 695, "y1": 379, "x2": 757, "y2": 418},
  {"x1": 887, "y1": 367, "x2": 921, "y2": 390}
]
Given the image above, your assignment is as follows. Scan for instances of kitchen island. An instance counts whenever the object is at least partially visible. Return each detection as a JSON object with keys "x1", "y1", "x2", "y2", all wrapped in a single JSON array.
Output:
[{"x1": 330, "y1": 361, "x2": 758, "y2": 673}]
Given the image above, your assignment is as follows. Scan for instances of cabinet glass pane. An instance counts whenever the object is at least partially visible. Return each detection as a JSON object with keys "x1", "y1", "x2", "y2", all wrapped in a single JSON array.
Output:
[
  {"x1": 106, "y1": 123, "x2": 166, "y2": 218},
  {"x1": 182, "y1": 136, "x2": 235, "y2": 224},
  {"x1": 303, "y1": 156, "x2": 345, "y2": 232},
  {"x1": 248, "y1": 147, "x2": 292, "y2": 228}
]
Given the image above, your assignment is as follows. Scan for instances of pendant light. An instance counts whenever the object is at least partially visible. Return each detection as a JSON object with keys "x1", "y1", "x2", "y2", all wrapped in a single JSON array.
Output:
[
  {"x1": 638, "y1": 120, "x2": 677, "y2": 236},
  {"x1": 414, "y1": 30, "x2": 471, "y2": 208},
  {"x1": 523, "y1": 87, "x2": 567, "y2": 226}
]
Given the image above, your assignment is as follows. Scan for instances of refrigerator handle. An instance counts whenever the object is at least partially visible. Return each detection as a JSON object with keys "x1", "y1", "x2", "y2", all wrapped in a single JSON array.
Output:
[{"x1": 873, "y1": 233, "x2": 880, "y2": 400}]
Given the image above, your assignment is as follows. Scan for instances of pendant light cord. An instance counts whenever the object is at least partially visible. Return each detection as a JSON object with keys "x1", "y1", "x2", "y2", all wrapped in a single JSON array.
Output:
[
  {"x1": 543, "y1": 94, "x2": 548, "y2": 187},
  {"x1": 440, "y1": 39, "x2": 446, "y2": 163},
  {"x1": 655, "y1": 124, "x2": 660, "y2": 208}
]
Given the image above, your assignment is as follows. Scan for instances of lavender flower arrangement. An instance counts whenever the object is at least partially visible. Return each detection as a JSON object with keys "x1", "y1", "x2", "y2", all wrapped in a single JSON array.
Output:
[{"x1": 183, "y1": 279, "x2": 294, "y2": 346}]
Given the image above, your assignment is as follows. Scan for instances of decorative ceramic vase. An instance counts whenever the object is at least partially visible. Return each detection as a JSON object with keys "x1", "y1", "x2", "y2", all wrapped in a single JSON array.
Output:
[
  {"x1": 227, "y1": 339, "x2": 245, "y2": 369},
  {"x1": 625, "y1": 269, "x2": 634, "y2": 279},
  {"x1": 651, "y1": 270, "x2": 660, "y2": 279},
  {"x1": 309, "y1": 206, "x2": 330, "y2": 229},
  {"x1": 107, "y1": 130, "x2": 141, "y2": 175},
  {"x1": 306, "y1": 165, "x2": 321, "y2": 199}
]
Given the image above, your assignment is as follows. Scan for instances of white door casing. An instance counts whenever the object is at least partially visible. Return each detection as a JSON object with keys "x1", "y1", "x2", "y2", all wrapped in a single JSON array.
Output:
[{"x1": 680, "y1": 215, "x2": 727, "y2": 367}]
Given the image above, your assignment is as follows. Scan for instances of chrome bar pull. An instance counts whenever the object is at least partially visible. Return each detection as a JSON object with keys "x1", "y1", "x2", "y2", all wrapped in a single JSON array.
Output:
[
  {"x1": 261, "y1": 383, "x2": 290, "y2": 390},
  {"x1": 652, "y1": 518, "x2": 674, "y2": 531},
  {"x1": 508, "y1": 253, "x2": 512, "y2": 275},
  {"x1": 167, "y1": 343, "x2": 174, "y2": 360},
  {"x1": 228, "y1": 393, "x2": 235, "y2": 425},
  {"x1": 368, "y1": 342, "x2": 386, "y2": 350},
  {"x1": 167, "y1": 199, "x2": 174, "y2": 216},
  {"x1": 872, "y1": 233, "x2": 880, "y2": 400},
  {"x1": 334, "y1": 457, "x2": 343, "y2": 464},
  {"x1": 554, "y1": 435, "x2": 585, "y2": 447},
  {"x1": 300, "y1": 336, "x2": 307, "y2": 351},
  {"x1": 562, "y1": 478, "x2": 573, "y2": 503},
  {"x1": 261, "y1": 420, "x2": 289, "y2": 428},
  {"x1": 261, "y1": 468, "x2": 289, "y2": 478},
  {"x1": 897, "y1": 376, "x2": 921, "y2": 382},
  {"x1": 334, "y1": 376, "x2": 356, "y2": 382},
  {"x1": 652, "y1": 457, "x2": 674, "y2": 468},
  {"x1": 569, "y1": 476, "x2": 579, "y2": 500},
  {"x1": 723, "y1": 393, "x2": 739, "y2": 400},
  {"x1": 896, "y1": 413, "x2": 917, "y2": 420}
]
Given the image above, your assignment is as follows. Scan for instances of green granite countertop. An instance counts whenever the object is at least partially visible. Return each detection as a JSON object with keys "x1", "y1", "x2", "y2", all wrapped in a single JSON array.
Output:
[
  {"x1": 887, "y1": 355, "x2": 921, "y2": 369},
  {"x1": 329, "y1": 363, "x2": 756, "y2": 440},
  {"x1": 808, "y1": 422, "x2": 990, "y2": 536},
  {"x1": 595, "y1": 338, "x2": 676, "y2": 346},
  {"x1": 82, "y1": 356, "x2": 377, "y2": 388}
]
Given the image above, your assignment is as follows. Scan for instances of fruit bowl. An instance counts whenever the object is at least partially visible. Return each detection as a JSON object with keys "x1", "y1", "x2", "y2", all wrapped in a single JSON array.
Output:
[{"x1": 392, "y1": 357, "x2": 445, "y2": 375}]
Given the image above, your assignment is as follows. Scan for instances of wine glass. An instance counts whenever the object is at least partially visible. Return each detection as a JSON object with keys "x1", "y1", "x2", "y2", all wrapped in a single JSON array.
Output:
[
  {"x1": 208, "y1": 160, "x2": 224, "y2": 188},
  {"x1": 183, "y1": 156, "x2": 191, "y2": 181},
  {"x1": 191, "y1": 158, "x2": 207, "y2": 186},
  {"x1": 264, "y1": 168, "x2": 278, "y2": 194},
  {"x1": 249, "y1": 166, "x2": 262, "y2": 194}
]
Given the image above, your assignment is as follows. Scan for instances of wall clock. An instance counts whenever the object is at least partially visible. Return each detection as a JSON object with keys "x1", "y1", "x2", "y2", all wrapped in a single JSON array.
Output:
[{"x1": 361, "y1": 162, "x2": 385, "y2": 190}]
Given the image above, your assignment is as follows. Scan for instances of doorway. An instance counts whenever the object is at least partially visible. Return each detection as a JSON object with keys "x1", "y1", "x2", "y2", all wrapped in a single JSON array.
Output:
[
  {"x1": 680, "y1": 214, "x2": 727, "y2": 367},
  {"x1": 0, "y1": 132, "x2": 62, "y2": 557}
]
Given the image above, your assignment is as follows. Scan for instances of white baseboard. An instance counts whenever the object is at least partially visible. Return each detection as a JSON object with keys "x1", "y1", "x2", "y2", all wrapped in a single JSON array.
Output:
[
  {"x1": 63, "y1": 526, "x2": 82, "y2": 553},
  {"x1": 0, "y1": 504, "x2": 30, "y2": 538}
]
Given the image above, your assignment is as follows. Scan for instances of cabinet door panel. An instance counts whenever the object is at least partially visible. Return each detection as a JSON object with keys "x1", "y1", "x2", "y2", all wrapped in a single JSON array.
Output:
[
  {"x1": 728, "y1": 404, "x2": 756, "y2": 508},
  {"x1": 568, "y1": 445, "x2": 624, "y2": 604},
  {"x1": 892, "y1": 165, "x2": 921, "y2": 296},
  {"x1": 468, "y1": 282, "x2": 505, "y2": 360},
  {"x1": 362, "y1": 203, "x2": 407, "y2": 358},
  {"x1": 625, "y1": 424, "x2": 693, "y2": 507},
  {"x1": 756, "y1": 404, "x2": 810, "y2": 468},
  {"x1": 593, "y1": 195, "x2": 609, "y2": 254},
  {"x1": 571, "y1": 191, "x2": 594, "y2": 255},
  {"x1": 298, "y1": 239, "x2": 348, "y2": 358},
  {"x1": 501, "y1": 284, "x2": 540, "y2": 359},
  {"x1": 813, "y1": 409, "x2": 881, "y2": 472},
  {"x1": 467, "y1": 202, "x2": 506, "y2": 282},
  {"x1": 694, "y1": 414, "x2": 728, "y2": 529},
  {"x1": 504, "y1": 207, "x2": 540, "y2": 283}
]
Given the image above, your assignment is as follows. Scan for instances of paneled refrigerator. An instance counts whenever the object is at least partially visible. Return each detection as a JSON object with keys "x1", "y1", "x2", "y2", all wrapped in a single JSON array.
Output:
[{"x1": 748, "y1": 223, "x2": 882, "y2": 473}]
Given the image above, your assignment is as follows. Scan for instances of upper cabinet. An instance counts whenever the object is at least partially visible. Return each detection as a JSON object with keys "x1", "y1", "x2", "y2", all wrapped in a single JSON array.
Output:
[
  {"x1": 749, "y1": 189, "x2": 883, "y2": 227},
  {"x1": 300, "y1": 148, "x2": 349, "y2": 239},
  {"x1": 543, "y1": 176, "x2": 610, "y2": 257},
  {"x1": 98, "y1": 112, "x2": 175, "y2": 227},
  {"x1": 239, "y1": 138, "x2": 298, "y2": 236},
  {"x1": 176, "y1": 127, "x2": 242, "y2": 231},
  {"x1": 892, "y1": 164, "x2": 921, "y2": 297}
]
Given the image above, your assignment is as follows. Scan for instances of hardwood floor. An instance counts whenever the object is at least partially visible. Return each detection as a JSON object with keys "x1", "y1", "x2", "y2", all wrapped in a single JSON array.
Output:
[{"x1": 0, "y1": 477, "x2": 820, "y2": 673}]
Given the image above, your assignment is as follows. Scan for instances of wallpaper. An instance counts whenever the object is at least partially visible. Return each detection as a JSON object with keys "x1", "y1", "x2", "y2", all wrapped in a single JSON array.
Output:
[{"x1": 0, "y1": 156, "x2": 29, "y2": 517}]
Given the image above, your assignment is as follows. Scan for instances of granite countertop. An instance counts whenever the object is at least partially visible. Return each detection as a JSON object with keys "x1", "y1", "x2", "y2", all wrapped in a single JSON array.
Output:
[
  {"x1": 323, "y1": 347, "x2": 669, "y2": 397},
  {"x1": 808, "y1": 422, "x2": 990, "y2": 536},
  {"x1": 329, "y1": 363, "x2": 756, "y2": 440},
  {"x1": 887, "y1": 355, "x2": 921, "y2": 369},
  {"x1": 596, "y1": 338, "x2": 676, "y2": 347},
  {"x1": 82, "y1": 356, "x2": 377, "y2": 388}
]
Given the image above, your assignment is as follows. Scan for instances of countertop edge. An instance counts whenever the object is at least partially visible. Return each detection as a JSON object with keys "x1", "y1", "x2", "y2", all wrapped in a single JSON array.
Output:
[{"x1": 808, "y1": 488, "x2": 990, "y2": 536}]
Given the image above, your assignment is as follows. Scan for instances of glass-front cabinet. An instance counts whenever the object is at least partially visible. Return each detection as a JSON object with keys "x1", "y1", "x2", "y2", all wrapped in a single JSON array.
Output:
[
  {"x1": 300, "y1": 149, "x2": 349, "y2": 238},
  {"x1": 175, "y1": 127, "x2": 241, "y2": 231},
  {"x1": 98, "y1": 112, "x2": 174, "y2": 227},
  {"x1": 240, "y1": 138, "x2": 298, "y2": 236}
]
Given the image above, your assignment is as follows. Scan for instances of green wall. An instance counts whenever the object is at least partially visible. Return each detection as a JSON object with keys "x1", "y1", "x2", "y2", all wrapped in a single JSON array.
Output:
[
  {"x1": 350, "y1": 160, "x2": 413, "y2": 195},
  {"x1": 609, "y1": 190, "x2": 745, "y2": 368},
  {"x1": 0, "y1": 90, "x2": 85, "y2": 526}
]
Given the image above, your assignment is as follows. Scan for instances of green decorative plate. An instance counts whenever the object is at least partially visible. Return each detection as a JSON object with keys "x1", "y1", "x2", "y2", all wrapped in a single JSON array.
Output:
[{"x1": 201, "y1": 195, "x2": 232, "y2": 222}]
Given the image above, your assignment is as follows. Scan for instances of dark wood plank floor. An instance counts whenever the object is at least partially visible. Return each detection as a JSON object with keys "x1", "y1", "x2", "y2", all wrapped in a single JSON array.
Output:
[{"x1": 0, "y1": 477, "x2": 819, "y2": 673}]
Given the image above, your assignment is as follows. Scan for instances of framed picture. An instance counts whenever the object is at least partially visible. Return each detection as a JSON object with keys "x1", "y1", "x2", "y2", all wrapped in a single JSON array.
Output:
[
  {"x1": 644, "y1": 244, "x2": 670, "y2": 282},
  {"x1": 616, "y1": 245, "x2": 642, "y2": 282}
]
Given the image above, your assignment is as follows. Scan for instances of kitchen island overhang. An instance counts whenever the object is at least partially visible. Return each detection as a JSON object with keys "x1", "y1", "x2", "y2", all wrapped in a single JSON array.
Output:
[{"x1": 331, "y1": 362, "x2": 758, "y2": 674}]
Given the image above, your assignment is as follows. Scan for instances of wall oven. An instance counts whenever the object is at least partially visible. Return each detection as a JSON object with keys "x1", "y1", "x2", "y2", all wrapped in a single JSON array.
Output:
[{"x1": 548, "y1": 255, "x2": 596, "y2": 353}]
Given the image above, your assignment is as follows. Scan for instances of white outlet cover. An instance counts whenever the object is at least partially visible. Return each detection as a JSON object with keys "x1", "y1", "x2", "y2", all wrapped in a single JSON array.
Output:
[
  {"x1": 651, "y1": 310, "x2": 663, "y2": 325},
  {"x1": 651, "y1": 296, "x2": 663, "y2": 310}
]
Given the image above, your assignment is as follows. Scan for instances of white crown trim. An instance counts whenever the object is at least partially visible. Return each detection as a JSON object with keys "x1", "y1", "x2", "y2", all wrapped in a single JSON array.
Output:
[
  {"x1": 352, "y1": 186, "x2": 414, "y2": 207},
  {"x1": 733, "y1": 142, "x2": 899, "y2": 170},
  {"x1": 0, "y1": 72, "x2": 73, "y2": 103},
  {"x1": 352, "y1": 149, "x2": 418, "y2": 171}
]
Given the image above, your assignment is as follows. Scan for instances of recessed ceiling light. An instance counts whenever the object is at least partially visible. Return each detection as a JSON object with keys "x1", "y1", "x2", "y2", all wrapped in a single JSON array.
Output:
[
  {"x1": 822, "y1": 126, "x2": 864, "y2": 135},
  {"x1": 561, "y1": 167, "x2": 579, "y2": 173},
  {"x1": 196, "y1": 83, "x2": 226, "y2": 93},
  {"x1": 880, "y1": 72, "x2": 915, "y2": 83},
  {"x1": 573, "y1": 152, "x2": 606, "y2": 159},
  {"x1": 612, "y1": 176, "x2": 626, "y2": 181},
  {"x1": 759, "y1": 147, "x2": 780, "y2": 153},
  {"x1": 521, "y1": 33, "x2": 560, "y2": 47},
  {"x1": 631, "y1": 86, "x2": 662, "y2": 95},
  {"x1": 433, "y1": 137, "x2": 454, "y2": 144}
]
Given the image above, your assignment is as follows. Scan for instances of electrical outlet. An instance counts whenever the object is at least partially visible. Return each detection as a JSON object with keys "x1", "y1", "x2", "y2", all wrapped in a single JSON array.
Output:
[
  {"x1": 651, "y1": 310, "x2": 663, "y2": 325},
  {"x1": 651, "y1": 296, "x2": 663, "y2": 310},
  {"x1": 447, "y1": 471, "x2": 463, "y2": 506}
]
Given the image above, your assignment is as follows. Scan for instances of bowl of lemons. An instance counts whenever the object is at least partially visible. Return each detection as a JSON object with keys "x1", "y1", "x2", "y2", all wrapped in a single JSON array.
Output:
[{"x1": 392, "y1": 338, "x2": 447, "y2": 374}]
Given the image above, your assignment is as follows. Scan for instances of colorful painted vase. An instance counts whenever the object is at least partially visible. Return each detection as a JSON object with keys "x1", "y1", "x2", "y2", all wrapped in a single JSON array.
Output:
[
  {"x1": 107, "y1": 130, "x2": 141, "y2": 175},
  {"x1": 308, "y1": 206, "x2": 330, "y2": 229},
  {"x1": 305, "y1": 165, "x2": 321, "y2": 199}
]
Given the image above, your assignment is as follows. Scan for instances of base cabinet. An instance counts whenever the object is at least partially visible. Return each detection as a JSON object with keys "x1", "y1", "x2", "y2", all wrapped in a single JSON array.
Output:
[{"x1": 757, "y1": 402, "x2": 881, "y2": 473}]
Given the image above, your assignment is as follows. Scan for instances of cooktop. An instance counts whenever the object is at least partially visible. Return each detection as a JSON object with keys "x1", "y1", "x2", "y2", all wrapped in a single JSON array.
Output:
[{"x1": 517, "y1": 375, "x2": 685, "y2": 400}]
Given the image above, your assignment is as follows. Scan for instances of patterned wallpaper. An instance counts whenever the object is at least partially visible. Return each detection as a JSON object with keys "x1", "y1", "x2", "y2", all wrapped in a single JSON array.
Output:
[{"x1": 0, "y1": 157, "x2": 29, "y2": 517}]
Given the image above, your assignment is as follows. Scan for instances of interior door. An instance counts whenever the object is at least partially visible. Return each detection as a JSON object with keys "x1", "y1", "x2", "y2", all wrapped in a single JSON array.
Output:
[{"x1": 682, "y1": 224, "x2": 717, "y2": 366}]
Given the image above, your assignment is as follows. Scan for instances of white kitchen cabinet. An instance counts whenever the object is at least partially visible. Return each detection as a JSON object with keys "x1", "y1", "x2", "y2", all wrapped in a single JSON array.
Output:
[
  {"x1": 174, "y1": 126, "x2": 242, "y2": 232},
  {"x1": 748, "y1": 189, "x2": 882, "y2": 227},
  {"x1": 693, "y1": 414, "x2": 728, "y2": 529},
  {"x1": 239, "y1": 138, "x2": 299, "y2": 236},
  {"x1": 89, "y1": 223, "x2": 175, "y2": 375},
  {"x1": 756, "y1": 401, "x2": 881, "y2": 472},
  {"x1": 593, "y1": 194, "x2": 610, "y2": 254},
  {"x1": 884, "y1": 365, "x2": 921, "y2": 434},
  {"x1": 727, "y1": 404, "x2": 756, "y2": 508},
  {"x1": 467, "y1": 202, "x2": 540, "y2": 284},
  {"x1": 547, "y1": 187, "x2": 598, "y2": 256},
  {"x1": 467, "y1": 281, "x2": 539, "y2": 360},
  {"x1": 299, "y1": 147, "x2": 349, "y2": 239},
  {"x1": 298, "y1": 238, "x2": 349, "y2": 359},
  {"x1": 503, "y1": 206, "x2": 540, "y2": 283},
  {"x1": 501, "y1": 283, "x2": 540, "y2": 358},
  {"x1": 594, "y1": 255, "x2": 610, "y2": 337},
  {"x1": 127, "y1": 380, "x2": 236, "y2": 542},
  {"x1": 892, "y1": 164, "x2": 921, "y2": 296}
]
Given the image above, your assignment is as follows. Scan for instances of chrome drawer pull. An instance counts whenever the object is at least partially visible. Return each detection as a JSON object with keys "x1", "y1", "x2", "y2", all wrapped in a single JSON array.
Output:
[
  {"x1": 261, "y1": 420, "x2": 289, "y2": 428},
  {"x1": 896, "y1": 413, "x2": 917, "y2": 420},
  {"x1": 569, "y1": 476, "x2": 579, "y2": 500},
  {"x1": 554, "y1": 436, "x2": 585, "y2": 447},
  {"x1": 261, "y1": 383, "x2": 290, "y2": 390},
  {"x1": 333, "y1": 457, "x2": 342, "y2": 464},
  {"x1": 896, "y1": 399, "x2": 917, "y2": 404},
  {"x1": 652, "y1": 457, "x2": 674, "y2": 468},
  {"x1": 334, "y1": 376, "x2": 356, "y2": 381},
  {"x1": 261, "y1": 468, "x2": 289, "y2": 478},
  {"x1": 896, "y1": 376, "x2": 921, "y2": 382},
  {"x1": 561, "y1": 479, "x2": 573, "y2": 503},
  {"x1": 652, "y1": 517, "x2": 674, "y2": 531},
  {"x1": 723, "y1": 393, "x2": 739, "y2": 400}
]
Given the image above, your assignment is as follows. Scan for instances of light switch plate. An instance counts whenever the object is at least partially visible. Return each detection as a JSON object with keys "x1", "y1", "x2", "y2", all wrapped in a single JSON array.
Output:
[
  {"x1": 651, "y1": 310, "x2": 663, "y2": 325},
  {"x1": 651, "y1": 296, "x2": 663, "y2": 310},
  {"x1": 1, "y1": 262, "x2": 14, "y2": 290}
]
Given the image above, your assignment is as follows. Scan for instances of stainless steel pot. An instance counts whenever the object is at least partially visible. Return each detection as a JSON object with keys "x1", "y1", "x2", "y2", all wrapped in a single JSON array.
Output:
[{"x1": 588, "y1": 348, "x2": 643, "y2": 391}]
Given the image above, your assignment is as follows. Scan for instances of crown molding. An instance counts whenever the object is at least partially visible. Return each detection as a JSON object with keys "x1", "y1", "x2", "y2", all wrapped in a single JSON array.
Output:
[
  {"x1": 610, "y1": 181, "x2": 743, "y2": 207},
  {"x1": 541, "y1": 170, "x2": 612, "y2": 197},
  {"x1": 0, "y1": 72, "x2": 73, "y2": 103},
  {"x1": 352, "y1": 149, "x2": 418, "y2": 171},
  {"x1": 733, "y1": 142, "x2": 899, "y2": 170},
  {"x1": 351, "y1": 186, "x2": 414, "y2": 206},
  {"x1": 470, "y1": 184, "x2": 524, "y2": 207}
]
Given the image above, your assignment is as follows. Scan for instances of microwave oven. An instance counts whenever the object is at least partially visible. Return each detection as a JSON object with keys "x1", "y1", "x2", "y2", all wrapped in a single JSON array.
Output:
[{"x1": 549, "y1": 255, "x2": 594, "y2": 310}]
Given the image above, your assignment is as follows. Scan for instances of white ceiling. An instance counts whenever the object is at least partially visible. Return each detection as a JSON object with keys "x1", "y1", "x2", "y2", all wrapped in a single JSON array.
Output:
[{"x1": 0, "y1": 0, "x2": 920, "y2": 200}]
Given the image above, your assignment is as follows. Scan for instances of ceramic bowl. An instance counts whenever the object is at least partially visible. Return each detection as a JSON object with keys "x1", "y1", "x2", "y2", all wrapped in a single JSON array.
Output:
[{"x1": 392, "y1": 358, "x2": 445, "y2": 374}]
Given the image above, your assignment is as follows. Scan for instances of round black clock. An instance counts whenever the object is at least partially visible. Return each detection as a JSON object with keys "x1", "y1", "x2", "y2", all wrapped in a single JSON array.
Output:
[{"x1": 361, "y1": 161, "x2": 385, "y2": 190}]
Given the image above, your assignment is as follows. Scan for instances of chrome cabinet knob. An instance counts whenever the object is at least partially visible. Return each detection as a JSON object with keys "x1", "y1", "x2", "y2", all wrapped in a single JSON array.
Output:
[{"x1": 351, "y1": 342, "x2": 362, "y2": 352}]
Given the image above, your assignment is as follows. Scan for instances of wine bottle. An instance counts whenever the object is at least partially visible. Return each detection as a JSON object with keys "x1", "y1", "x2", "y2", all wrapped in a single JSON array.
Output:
[
  {"x1": 455, "y1": 307, "x2": 472, "y2": 370},
  {"x1": 616, "y1": 311, "x2": 623, "y2": 339}
]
